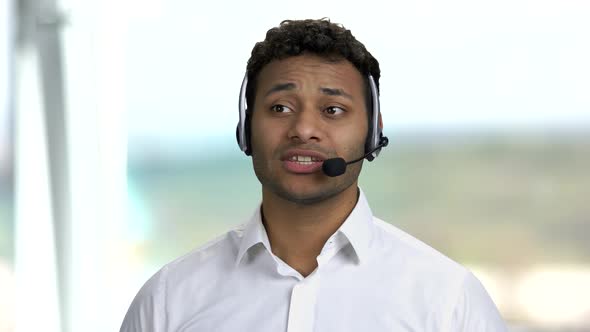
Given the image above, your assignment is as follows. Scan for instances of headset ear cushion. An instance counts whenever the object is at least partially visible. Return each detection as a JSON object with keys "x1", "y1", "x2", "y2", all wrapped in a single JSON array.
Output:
[
  {"x1": 236, "y1": 111, "x2": 252, "y2": 156},
  {"x1": 244, "y1": 112, "x2": 252, "y2": 156},
  {"x1": 365, "y1": 116, "x2": 374, "y2": 156}
]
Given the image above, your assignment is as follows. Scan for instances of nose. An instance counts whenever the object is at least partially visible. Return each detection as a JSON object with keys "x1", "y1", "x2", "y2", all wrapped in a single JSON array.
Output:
[{"x1": 287, "y1": 107, "x2": 323, "y2": 144}]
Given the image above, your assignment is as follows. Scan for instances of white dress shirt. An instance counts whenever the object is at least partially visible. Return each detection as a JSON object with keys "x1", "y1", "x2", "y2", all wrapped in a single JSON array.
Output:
[{"x1": 120, "y1": 189, "x2": 508, "y2": 332}]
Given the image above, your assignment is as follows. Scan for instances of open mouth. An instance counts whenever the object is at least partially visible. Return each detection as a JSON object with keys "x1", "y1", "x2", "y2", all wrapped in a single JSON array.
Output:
[
  {"x1": 287, "y1": 155, "x2": 324, "y2": 165},
  {"x1": 281, "y1": 151, "x2": 326, "y2": 174}
]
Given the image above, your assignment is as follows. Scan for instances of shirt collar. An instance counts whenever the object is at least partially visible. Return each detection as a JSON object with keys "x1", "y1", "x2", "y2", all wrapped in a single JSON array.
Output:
[
  {"x1": 235, "y1": 206, "x2": 272, "y2": 267},
  {"x1": 234, "y1": 188, "x2": 375, "y2": 266},
  {"x1": 337, "y1": 188, "x2": 374, "y2": 264}
]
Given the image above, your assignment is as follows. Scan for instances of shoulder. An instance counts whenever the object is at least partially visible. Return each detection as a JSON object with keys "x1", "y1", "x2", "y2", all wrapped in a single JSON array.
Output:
[
  {"x1": 370, "y1": 218, "x2": 466, "y2": 312},
  {"x1": 449, "y1": 271, "x2": 509, "y2": 331},
  {"x1": 371, "y1": 217, "x2": 467, "y2": 277},
  {"x1": 164, "y1": 225, "x2": 245, "y2": 278},
  {"x1": 119, "y1": 224, "x2": 247, "y2": 331},
  {"x1": 370, "y1": 217, "x2": 507, "y2": 330}
]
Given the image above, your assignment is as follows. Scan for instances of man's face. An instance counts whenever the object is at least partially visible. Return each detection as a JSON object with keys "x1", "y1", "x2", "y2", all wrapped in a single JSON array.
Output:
[{"x1": 250, "y1": 53, "x2": 369, "y2": 204}]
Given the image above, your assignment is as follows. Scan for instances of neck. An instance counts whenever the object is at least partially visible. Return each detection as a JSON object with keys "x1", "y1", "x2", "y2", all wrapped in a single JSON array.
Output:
[{"x1": 261, "y1": 184, "x2": 359, "y2": 277}]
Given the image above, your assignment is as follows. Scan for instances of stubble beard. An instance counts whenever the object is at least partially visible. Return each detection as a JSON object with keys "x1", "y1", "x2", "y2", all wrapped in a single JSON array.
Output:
[{"x1": 251, "y1": 150, "x2": 364, "y2": 206}]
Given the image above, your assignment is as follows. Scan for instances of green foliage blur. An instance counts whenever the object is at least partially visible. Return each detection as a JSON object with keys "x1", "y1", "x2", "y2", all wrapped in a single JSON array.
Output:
[{"x1": 125, "y1": 131, "x2": 590, "y2": 269}]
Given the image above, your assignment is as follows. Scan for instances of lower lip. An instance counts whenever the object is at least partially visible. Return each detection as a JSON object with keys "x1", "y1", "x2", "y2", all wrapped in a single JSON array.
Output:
[{"x1": 282, "y1": 160, "x2": 324, "y2": 174}]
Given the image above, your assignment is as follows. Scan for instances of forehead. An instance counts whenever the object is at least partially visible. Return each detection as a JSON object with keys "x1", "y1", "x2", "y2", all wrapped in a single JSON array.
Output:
[{"x1": 256, "y1": 54, "x2": 365, "y2": 95}]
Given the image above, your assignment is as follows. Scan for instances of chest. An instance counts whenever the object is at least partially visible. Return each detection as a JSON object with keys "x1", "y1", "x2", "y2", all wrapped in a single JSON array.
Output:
[{"x1": 167, "y1": 265, "x2": 449, "y2": 332}]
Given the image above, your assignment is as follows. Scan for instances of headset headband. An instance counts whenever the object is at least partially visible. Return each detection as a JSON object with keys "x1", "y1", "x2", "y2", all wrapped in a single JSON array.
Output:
[{"x1": 237, "y1": 74, "x2": 249, "y2": 153}]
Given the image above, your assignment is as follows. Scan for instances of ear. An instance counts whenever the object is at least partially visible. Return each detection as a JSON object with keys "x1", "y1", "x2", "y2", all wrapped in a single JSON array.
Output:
[{"x1": 378, "y1": 112, "x2": 383, "y2": 129}]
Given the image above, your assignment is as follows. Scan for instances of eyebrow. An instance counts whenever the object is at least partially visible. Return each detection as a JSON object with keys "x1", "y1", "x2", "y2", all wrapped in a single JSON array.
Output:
[
  {"x1": 320, "y1": 87, "x2": 353, "y2": 100},
  {"x1": 264, "y1": 83, "x2": 296, "y2": 97},
  {"x1": 264, "y1": 83, "x2": 353, "y2": 100}
]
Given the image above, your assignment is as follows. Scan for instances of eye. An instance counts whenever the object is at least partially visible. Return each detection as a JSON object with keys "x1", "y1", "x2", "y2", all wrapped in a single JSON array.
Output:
[
  {"x1": 324, "y1": 106, "x2": 345, "y2": 116},
  {"x1": 270, "y1": 104, "x2": 293, "y2": 113}
]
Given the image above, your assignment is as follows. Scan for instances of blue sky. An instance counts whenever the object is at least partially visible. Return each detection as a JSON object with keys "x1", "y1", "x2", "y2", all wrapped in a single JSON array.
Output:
[
  {"x1": 116, "y1": 0, "x2": 590, "y2": 146},
  {"x1": 4, "y1": 0, "x2": 590, "y2": 149}
]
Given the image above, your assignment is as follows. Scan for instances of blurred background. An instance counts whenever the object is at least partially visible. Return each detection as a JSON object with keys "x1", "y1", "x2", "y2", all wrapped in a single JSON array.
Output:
[{"x1": 1, "y1": 0, "x2": 589, "y2": 331}]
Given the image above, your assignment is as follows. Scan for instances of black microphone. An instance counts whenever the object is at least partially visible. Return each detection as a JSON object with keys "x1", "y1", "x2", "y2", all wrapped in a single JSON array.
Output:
[{"x1": 322, "y1": 137, "x2": 389, "y2": 177}]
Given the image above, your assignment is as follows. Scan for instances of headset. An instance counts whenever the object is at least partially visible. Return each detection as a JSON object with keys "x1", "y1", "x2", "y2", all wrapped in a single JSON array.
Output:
[{"x1": 236, "y1": 72, "x2": 388, "y2": 162}]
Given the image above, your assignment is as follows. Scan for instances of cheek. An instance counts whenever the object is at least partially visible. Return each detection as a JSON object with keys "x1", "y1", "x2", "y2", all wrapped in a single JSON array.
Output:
[
  {"x1": 250, "y1": 117, "x2": 281, "y2": 158},
  {"x1": 249, "y1": 115, "x2": 267, "y2": 155},
  {"x1": 342, "y1": 139, "x2": 366, "y2": 159},
  {"x1": 338, "y1": 122, "x2": 368, "y2": 157}
]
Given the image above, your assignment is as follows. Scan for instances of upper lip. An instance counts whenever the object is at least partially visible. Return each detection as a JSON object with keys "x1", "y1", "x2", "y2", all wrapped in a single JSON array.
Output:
[{"x1": 281, "y1": 149, "x2": 328, "y2": 161}]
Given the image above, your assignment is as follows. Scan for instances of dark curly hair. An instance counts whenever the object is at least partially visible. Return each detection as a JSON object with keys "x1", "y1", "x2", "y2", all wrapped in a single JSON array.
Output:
[{"x1": 245, "y1": 18, "x2": 381, "y2": 113}]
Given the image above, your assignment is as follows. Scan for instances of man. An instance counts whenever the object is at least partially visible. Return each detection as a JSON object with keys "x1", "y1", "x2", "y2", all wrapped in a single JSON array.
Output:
[{"x1": 121, "y1": 19, "x2": 508, "y2": 331}]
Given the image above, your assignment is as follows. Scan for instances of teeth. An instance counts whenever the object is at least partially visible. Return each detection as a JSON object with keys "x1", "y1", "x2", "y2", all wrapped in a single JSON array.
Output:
[{"x1": 289, "y1": 155, "x2": 320, "y2": 162}]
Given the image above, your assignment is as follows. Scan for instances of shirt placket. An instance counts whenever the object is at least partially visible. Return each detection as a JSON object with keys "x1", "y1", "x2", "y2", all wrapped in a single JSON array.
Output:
[
  {"x1": 286, "y1": 270, "x2": 319, "y2": 332},
  {"x1": 285, "y1": 234, "x2": 345, "y2": 332}
]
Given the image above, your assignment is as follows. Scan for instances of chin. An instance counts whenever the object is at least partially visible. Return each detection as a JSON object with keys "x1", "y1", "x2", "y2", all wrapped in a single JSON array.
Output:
[
  {"x1": 273, "y1": 180, "x2": 351, "y2": 205},
  {"x1": 255, "y1": 161, "x2": 361, "y2": 205},
  {"x1": 276, "y1": 190, "x2": 336, "y2": 205}
]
